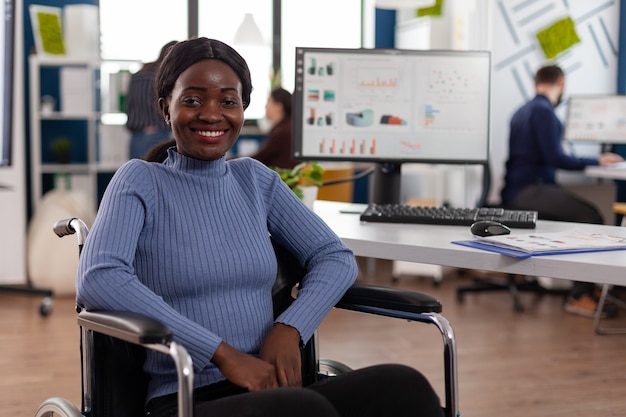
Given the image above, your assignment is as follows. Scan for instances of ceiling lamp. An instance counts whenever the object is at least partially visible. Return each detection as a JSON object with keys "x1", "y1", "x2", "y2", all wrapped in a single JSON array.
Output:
[{"x1": 234, "y1": 13, "x2": 264, "y2": 46}]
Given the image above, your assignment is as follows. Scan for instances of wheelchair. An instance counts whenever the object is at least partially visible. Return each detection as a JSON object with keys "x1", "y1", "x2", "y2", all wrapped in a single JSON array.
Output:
[{"x1": 34, "y1": 217, "x2": 460, "y2": 417}]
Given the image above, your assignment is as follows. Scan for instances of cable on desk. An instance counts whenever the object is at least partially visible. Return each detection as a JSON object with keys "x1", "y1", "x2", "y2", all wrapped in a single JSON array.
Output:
[{"x1": 321, "y1": 166, "x2": 376, "y2": 187}]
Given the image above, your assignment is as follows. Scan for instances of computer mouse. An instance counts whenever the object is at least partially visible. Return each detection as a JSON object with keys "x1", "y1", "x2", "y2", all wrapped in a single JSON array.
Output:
[{"x1": 470, "y1": 220, "x2": 511, "y2": 237}]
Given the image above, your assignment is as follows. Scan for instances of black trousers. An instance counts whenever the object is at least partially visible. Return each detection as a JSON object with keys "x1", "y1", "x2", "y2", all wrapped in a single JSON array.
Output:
[
  {"x1": 145, "y1": 364, "x2": 444, "y2": 417},
  {"x1": 506, "y1": 183, "x2": 602, "y2": 297},
  {"x1": 506, "y1": 183, "x2": 604, "y2": 224}
]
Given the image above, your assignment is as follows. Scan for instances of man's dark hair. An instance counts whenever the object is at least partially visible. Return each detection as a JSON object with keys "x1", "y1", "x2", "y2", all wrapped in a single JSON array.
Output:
[{"x1": 535, "y1": 65, "x2": 564, "y2": 85}]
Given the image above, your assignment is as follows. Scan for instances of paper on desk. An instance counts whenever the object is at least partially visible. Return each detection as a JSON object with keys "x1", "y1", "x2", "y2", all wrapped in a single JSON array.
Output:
[
  {"x1": 605, "y1": 161, "x2": 626, "y2": 169},
  {"x1": 452, "y1": 229, "x2": 626, "y2": 258}
]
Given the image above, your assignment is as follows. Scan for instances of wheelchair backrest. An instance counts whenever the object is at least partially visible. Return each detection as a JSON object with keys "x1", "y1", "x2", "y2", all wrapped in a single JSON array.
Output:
[
  {"x1": 88, "y1": 333, "x2": 148, "y2": 417},
  {"x1": 270, "y1": 239, "x2": 318, "y2": 385},
  {"x1": 271, "y1": 238, "x2": 306, "y2": 316}
]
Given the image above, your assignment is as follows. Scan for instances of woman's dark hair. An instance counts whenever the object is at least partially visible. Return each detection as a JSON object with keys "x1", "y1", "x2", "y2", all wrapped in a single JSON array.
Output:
[
  {"x1": 155, "y1": 37, "x2": 253, "y2": 110},
  {"x1": 143, "y1": 139, "x2": 176, "y2": 163},
  {"x1": 270, "y1": 87, "x2": 292, "y2": 118}
]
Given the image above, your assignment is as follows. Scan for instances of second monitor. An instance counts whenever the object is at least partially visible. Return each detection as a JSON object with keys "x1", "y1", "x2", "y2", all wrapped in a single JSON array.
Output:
[{"x1": 564, "y1": 94, "x2": 626, "y2": 143}]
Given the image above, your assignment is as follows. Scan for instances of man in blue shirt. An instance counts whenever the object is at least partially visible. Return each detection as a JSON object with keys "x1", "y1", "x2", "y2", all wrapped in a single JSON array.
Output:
[{"x1": 500, "y1": 64, "x2": 623, "y2": 317}]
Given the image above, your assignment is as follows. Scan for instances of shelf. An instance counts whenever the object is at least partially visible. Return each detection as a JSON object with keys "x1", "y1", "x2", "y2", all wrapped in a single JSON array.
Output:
[
  {"x1": 39, "y1": 112, "x2": 100, "y2": 120},
  {"x1": 39, "y1": 163, "x2": 121, "y2": 175},
  {"x1": 39, "y1": 163, "x2": 90, "y2": 174},
  {"x1": 29, "y1": 55, "x2": 101, "y2": 67},
  {"x1": 29, "y1": 57, "x2": 138, "y2": 213}
]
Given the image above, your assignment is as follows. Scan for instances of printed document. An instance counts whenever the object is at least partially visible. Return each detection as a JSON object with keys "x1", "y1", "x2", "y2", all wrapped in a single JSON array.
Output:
[{"x1": 472, "y1": 229, "x2": 626, "y2": 254}]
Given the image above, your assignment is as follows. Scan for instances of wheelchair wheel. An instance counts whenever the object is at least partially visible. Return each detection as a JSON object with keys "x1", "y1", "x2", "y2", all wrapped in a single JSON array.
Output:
[
  {"x1": 34, "y1": 397, "x2": 81, "y2": 417},
  {"x1": 318, "y1": 358, "x2": 352, "y2": 377}
]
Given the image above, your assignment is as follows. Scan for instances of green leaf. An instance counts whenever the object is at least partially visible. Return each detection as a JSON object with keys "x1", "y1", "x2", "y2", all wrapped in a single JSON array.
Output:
[{"x1": 270, "y1": 162, "x2": 325, "y2": 199}]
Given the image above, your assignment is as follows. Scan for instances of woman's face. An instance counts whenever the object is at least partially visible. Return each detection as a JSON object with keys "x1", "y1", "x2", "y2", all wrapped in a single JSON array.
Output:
[
  {"x1": 265, "y1": 96, "x2": 284, "y2": 123},
  {"x1": 160, "y1": 59, "x2": 244, "y2": 161}
]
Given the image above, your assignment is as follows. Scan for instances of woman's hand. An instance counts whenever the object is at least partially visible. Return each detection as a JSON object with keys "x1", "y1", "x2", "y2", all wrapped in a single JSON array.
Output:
[
  {"x1": 211, "y1": 341, "x2": 279, "y2": 391},
  {"x1": 259, "y1": 323, "x2": 302, "y2": 387}
]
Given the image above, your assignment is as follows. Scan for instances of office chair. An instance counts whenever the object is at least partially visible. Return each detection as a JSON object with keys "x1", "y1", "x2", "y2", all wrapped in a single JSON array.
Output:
[
  {"x1": 34, "y1": 217, "x2": 459, "y2": 417},
  {"x1": 456, "y1": 271, "x2": 569, "y2": 312}
]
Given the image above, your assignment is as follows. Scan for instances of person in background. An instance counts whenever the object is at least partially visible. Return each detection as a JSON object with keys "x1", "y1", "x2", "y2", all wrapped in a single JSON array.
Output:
[
  {"x1": 76, "y1": 37, "x2": 444, "y2": 417},
  {"x1": 249, "y1": 87, "x2": 298, "y2": 169},
  {"x1": 125, "y1": 40, "x2": 178, "y2": 159},
  {"x1": 500, "y1": 64, "x2": 623, "y2": 318}
]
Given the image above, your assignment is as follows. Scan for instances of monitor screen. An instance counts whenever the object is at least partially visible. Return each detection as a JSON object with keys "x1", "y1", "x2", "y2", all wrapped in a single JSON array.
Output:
[
  {"x1": 564, "y1": 95, "x2": 626, "y2": 143},
  {"x1": 292, "y1": 47, "x2": 491, "y2": 165}
]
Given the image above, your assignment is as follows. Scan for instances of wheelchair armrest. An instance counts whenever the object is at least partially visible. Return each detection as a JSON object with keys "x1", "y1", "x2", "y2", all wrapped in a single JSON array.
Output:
[
  {"x1": 78, "y1": 310, "x2": 193, "y2": 417},
  {"x1": 336, "y1": 284, "x2": 442, "y2": 314},
  {"x1": 78, "y1": 310, "x2": 173, "y2": 346},
  {"x1": 335, "y1": 284, "x2": 457, "y2": 417}
]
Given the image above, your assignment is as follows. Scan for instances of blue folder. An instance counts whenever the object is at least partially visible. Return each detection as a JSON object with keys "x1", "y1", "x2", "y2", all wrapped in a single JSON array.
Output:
[{"x1": 451, "y1": 239, "x2": 626, "y2": 259}]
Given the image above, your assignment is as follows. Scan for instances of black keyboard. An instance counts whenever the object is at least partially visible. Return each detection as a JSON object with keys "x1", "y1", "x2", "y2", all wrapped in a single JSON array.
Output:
[{"x1": 359, "y1": 204, "x2": 538, "y2": 229}]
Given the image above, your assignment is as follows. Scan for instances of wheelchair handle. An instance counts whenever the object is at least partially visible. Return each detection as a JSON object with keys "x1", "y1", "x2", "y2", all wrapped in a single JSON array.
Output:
[{"x1": 53, "y1": 217, "x2": 89, "y2": 254}]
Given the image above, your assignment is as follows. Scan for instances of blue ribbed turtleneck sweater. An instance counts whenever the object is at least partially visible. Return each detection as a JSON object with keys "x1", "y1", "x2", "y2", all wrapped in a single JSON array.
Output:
[{"x1": 76, "y1": 148, "x2": 357, "y2": 402}]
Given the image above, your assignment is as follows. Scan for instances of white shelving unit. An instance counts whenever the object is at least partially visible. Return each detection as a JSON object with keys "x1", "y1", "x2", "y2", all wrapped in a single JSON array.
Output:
[{"x1": 29, "y1": 55, "x2": 139, "y2": 213}]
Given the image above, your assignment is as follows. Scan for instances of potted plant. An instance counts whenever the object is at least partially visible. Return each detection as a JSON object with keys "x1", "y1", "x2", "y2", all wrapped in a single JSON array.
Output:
[
  {"x1": 49, "y1": 136, "x2": 72, "y2": 164},
  {"x1": 272, "y1": 162, "x2": 324, "y2": 205}
]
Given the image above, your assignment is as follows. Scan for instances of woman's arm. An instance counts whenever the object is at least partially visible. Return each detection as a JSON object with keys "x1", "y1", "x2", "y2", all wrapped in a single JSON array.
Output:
[{"x1": 257, "y1": 165, "x2": 358, "y2": 344}]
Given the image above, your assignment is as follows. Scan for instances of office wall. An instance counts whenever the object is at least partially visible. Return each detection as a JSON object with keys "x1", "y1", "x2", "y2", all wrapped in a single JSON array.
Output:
[{"x1": 392, "y1": 1, "x2": 619, "y2": 207}]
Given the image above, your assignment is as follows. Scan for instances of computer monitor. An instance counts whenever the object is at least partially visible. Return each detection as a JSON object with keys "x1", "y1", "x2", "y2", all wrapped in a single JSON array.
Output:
[
  {"x1": 292, "y1": 47, "x2": 491, "y2": 203},
  {"x1": 564, "y1": 95, "x2": 626, "y2": 143}
]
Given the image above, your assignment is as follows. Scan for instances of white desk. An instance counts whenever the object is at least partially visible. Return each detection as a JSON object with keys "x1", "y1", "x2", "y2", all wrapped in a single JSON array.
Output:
[
  {"x1": 585, "y1": 165, "x2": 626, "y2": 180},
  {"x1": 313, "y1": 200, "x2": 626, "y2": 287}
]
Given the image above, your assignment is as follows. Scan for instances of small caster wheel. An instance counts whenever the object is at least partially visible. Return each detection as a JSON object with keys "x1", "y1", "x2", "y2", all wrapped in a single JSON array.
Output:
[{"x1": 39, "y1": 296, "x2": 53, "y2": 317}]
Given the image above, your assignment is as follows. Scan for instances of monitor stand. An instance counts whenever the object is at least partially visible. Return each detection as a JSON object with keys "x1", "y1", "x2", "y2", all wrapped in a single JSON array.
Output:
[{"x1": 368, "y1": 163, "x2": 401, "y2": 204}]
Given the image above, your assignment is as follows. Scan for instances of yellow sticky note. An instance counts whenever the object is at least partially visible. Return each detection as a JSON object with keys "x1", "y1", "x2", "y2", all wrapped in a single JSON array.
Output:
[
  {"x1": 536, "y1": 16, "x2": 580, "y2": 60},
  {"x1": 36, "y1": 11, "x2": 65, "y2": 55}
]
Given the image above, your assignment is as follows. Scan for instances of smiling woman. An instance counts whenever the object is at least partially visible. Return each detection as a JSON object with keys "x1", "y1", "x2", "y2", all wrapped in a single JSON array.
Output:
[{"x1": 75, "y1": 37, "x2": 444, "y2": 417}]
